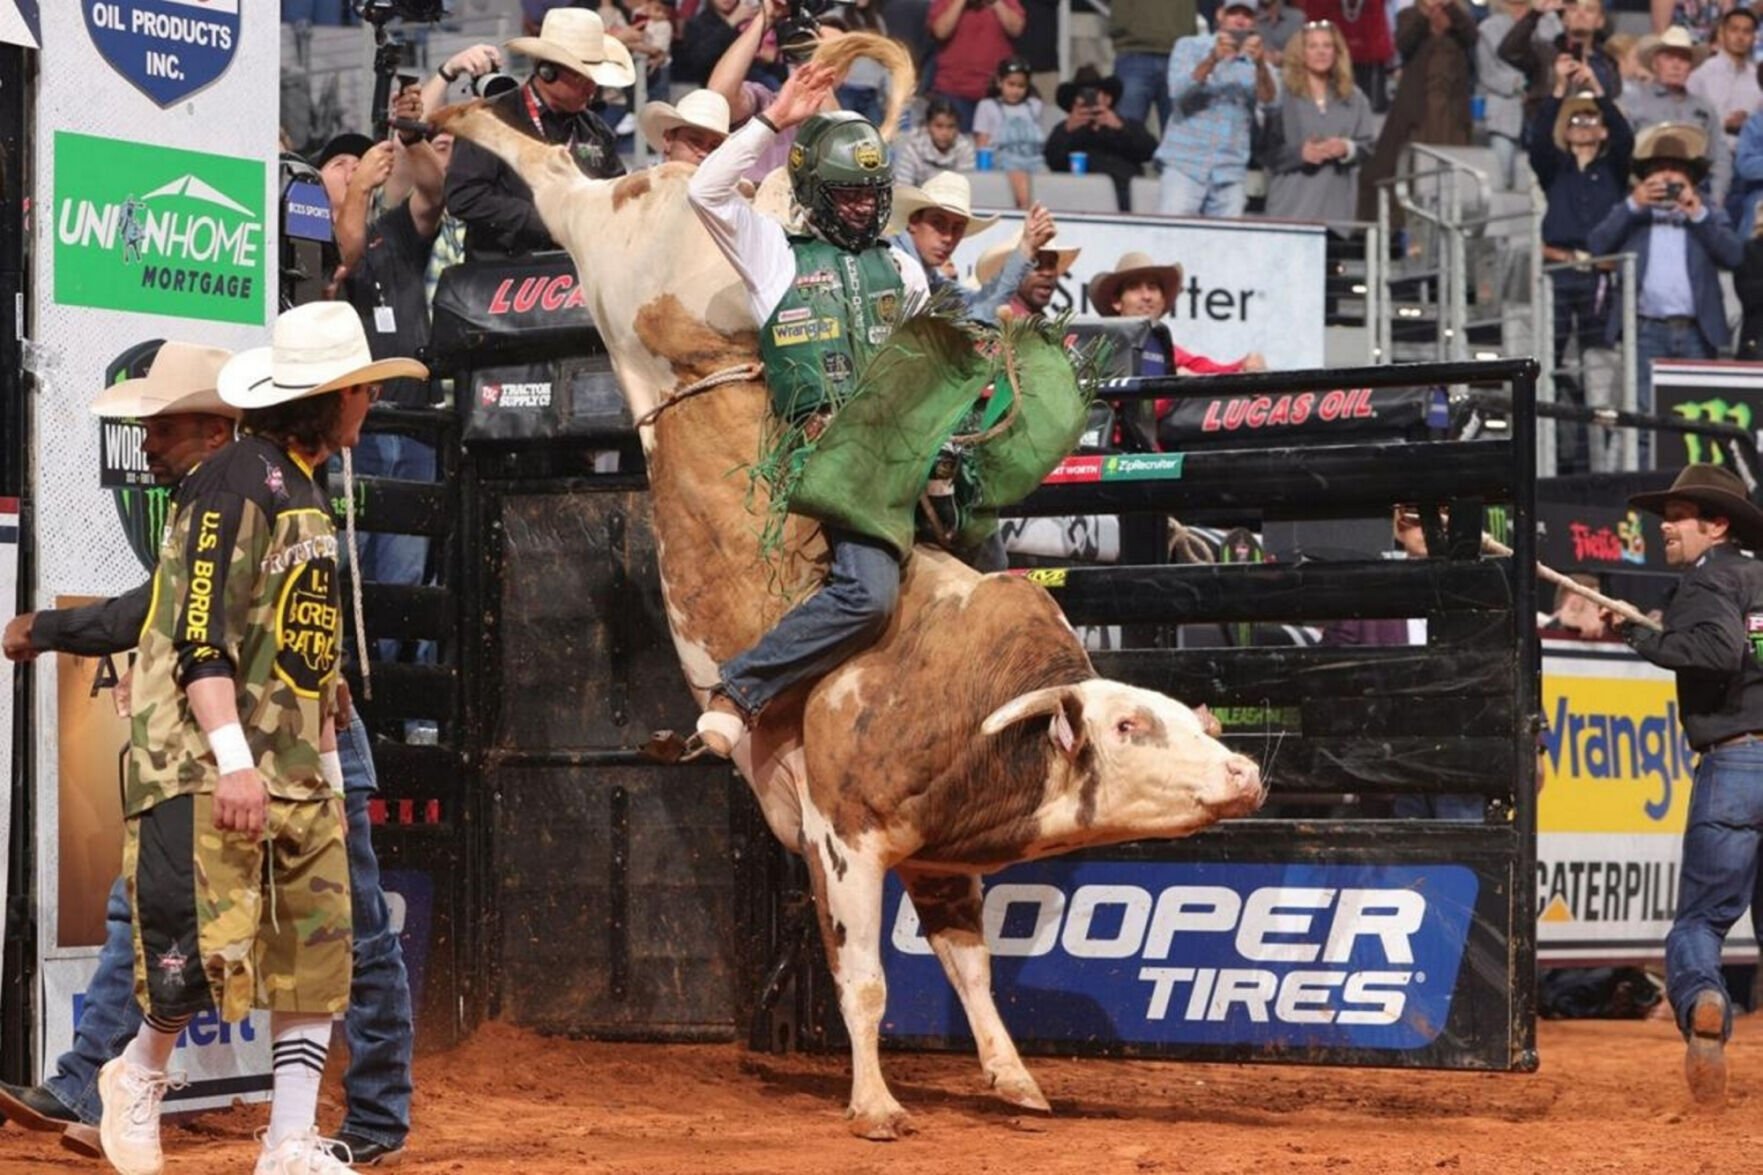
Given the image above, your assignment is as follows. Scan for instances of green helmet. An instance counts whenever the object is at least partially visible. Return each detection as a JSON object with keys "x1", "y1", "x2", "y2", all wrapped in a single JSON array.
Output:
[{"x1": 788, "y1": 112, "x2": 894, "y2": 252}]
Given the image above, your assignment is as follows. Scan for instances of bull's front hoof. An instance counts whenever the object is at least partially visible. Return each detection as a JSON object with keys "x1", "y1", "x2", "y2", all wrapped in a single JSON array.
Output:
[
  {"x1": 990, "y1": 1070, "x2": 1051, "y2": 1114},
  {"x1": 846, "y1": 1105, "x2": 914, "y2": 1140}
]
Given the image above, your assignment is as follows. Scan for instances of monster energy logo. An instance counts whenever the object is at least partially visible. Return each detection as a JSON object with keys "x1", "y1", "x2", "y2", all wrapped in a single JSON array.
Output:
[
  {"x1": 114, "y1": 485, "x2": 174, "y2": 573},
  {"x1": 1672, "y1": 396, "x2": 1754, "y2": 466}
]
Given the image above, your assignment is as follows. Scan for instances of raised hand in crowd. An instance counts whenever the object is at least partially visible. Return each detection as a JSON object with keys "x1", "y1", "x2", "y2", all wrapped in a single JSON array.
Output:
[
  {"x1": 1553, "y1": 51, "x2": 1603, "y2": 97},
  {"x1": 763, "y1": 61, "x2": 840, "y2": 129},
  {"x1": 1016, "y1": 201, "x2": 1058, "y2": 259},
  {"x1": 1633, "y1": 171, "x2": 1701, "y2": 217},
  {"x1": 422, "y1": 42, "x2": 503, "y2": 114}
]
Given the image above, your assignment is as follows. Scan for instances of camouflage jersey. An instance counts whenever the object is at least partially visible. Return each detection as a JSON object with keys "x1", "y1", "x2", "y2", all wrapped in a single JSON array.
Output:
[{"x1": 126, "y1": 434, "x2": 342, "y2": 817}]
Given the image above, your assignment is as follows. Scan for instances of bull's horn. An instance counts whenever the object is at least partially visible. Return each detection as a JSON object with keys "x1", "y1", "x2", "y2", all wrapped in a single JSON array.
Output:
[{"x1": 980, "y1": 685, "x2": 1081, "y2": 737}]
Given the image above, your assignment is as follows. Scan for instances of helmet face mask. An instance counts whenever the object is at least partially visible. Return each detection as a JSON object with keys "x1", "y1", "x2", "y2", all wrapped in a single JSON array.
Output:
[{"x1": 790, "y1": 112, "x2": 894, "y2": 251}]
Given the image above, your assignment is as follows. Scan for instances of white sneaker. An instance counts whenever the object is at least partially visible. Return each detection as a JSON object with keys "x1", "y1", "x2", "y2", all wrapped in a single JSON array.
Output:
[
  {"x1": 97, "y1": 1057, "x2": 185, "y2": 1175},
  {"x1": 255, "y1": 1128, "x2": 360, "y2": 1174}
]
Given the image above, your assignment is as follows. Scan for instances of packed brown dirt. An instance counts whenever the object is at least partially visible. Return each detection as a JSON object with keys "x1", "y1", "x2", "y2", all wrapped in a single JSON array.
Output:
[{"x1": 1, "y1": 1017, "x2": 1756, "y2": 1173}]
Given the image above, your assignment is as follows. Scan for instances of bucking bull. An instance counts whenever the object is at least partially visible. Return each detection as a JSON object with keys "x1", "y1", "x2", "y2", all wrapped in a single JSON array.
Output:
[{"x1": 434, "y1": 34, "x2": 1265, "y2": 1139}]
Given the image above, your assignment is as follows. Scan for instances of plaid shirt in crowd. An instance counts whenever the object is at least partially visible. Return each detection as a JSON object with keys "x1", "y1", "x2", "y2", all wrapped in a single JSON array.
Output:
[{"x1": 1155, "y1": 34, "x2": 1276, "y2": 187}]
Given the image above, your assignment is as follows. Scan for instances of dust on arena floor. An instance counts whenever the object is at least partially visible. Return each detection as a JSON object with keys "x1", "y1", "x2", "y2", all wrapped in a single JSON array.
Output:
[{"x1": 0, "y1": 1018, "x2": 1748, "y2": 1173}]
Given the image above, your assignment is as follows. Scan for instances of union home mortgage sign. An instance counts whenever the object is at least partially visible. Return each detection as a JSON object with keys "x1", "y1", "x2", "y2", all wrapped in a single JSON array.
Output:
[{"x1": 84, "y1": 0, "x2": 240, "y2": 107}]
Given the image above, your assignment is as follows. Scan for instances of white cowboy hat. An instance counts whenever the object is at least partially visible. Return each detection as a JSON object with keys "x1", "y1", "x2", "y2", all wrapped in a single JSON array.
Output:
[
  {"x1": 92, "y1": 341, "x2": 240, "y2": 420},
  {"x1": 886, "y1": 170, "x2": 1001, "y2": 236},
  {"x1": 638, "y1": 89, "x2": 731, "y2": 153},
  {"x1": 506, "y1": 7, "x2": 637, "y2": 89},
  {"x1": 218, "y1": 303, "x2": 428, "y2": 411},
  {"x1": 1637, "y1": 26, "x2": 1711, "y2": 71},
  {"x1": 1089, "y1": 251, "x2": 1184, "y2": 318},
  {"x1": 975, "y1": 230, "x2": 1080, "y2": 286}
]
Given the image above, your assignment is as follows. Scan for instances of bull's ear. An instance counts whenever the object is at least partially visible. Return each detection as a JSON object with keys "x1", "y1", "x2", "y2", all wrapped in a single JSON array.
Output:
[
  {"x1": 1194, "y1": 704, "x2": 1222, "y2": 738},
  {"x1": 981, "y1": 685, "x2": 1081, "y2": 737},
  {"x1": 1048, "y1": 690, "x2": 1088, "y2": 761}
]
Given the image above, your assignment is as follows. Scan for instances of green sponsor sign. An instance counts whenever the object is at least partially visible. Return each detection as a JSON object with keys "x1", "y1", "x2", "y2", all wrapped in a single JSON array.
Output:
[
  {"x1": 54, "y1": 132, "x2": 267, "y2": 325},
  {"x1": 1101, "y1": 453, "x2": 1185, "y2": 481}
]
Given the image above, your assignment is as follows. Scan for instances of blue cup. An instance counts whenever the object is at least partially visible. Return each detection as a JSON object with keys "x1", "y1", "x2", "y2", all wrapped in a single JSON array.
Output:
[
  {"x1": 975, "y1": 146, "x2": 995, "y2": 171},
  {"x1": 1069, "y1": 151, "x2": 1089, "y2": 175},
  {"x1": 1470, "y1": 94, "x2": 1486, "y2": 122}
]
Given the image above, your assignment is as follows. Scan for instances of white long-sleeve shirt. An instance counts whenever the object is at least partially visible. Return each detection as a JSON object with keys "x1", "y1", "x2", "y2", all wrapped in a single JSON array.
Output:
[{"x1": 686, "y1": 120, "x2": 928, "y2": 326}]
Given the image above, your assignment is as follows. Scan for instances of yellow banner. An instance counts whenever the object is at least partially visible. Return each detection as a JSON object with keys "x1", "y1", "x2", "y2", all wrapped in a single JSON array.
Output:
[{"x1": 1538, "y1": 653, "x2": 1694, "y2": 835}]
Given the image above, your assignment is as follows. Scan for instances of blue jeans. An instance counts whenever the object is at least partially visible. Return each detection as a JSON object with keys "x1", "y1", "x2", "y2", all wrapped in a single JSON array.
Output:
[
  {"x1": 1113, "y1": 52, "x2": 1171, "y2": 132},
  {"x1": 1636, "y1": 316, "x2": 1715, "y2": 470},
  {"x1": 1665, "y1": 742, "x2": 1763, "y2": 1042},
  {"x1": 349, "y1": 432, "x2": 437, "y2": 662},
  {"x1": 43, "y1": 716, "x2": 413, "y2": 1144},
  {"x1": 339, "y1": 714, "x2": 415, "y2": 1148},
  {"x1": 1392, "y1": 794, "x2": 1485, "y2": 821},
  {"x1": 837, "y1": 84, "x2": 884, "y2": 127},
  {"x1": 720, "y1": 529, "x2": 900, "y2": 715},
  {"x1": 1158, "y1": 169, "x2": 1246, "y2": 218}
]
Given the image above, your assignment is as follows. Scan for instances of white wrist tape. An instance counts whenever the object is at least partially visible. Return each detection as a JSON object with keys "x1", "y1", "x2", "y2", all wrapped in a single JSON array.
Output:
[
  {"x1": 320, "y1": 750, "x2": 345, "y2": 792},
  {"x1": 208, "y1": 723, "x2": 254, "y2": 775}
]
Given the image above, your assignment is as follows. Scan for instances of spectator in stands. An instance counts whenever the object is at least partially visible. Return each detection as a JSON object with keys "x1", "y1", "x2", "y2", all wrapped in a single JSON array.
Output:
[
  {"x1": 1253, "y1": 0, "x2": 1306, "y2": 67},
  {"x1": 1110, "y1": 0, "x2": 1188, "y2": 132},
  {"x1": 676, "y1": 0, "x2": 777, "y2": 86},
  {"x1": 1089, "y1": 252, "x2": 1268, "y2": 375},
  {"x1": 974, "y1": 57, "x2": 1045, "y2": 208},
  {"x1": 1303, "y1": 0, "x2": 1394, "y2": 112},
  {"x1": 1621, "y1": 27, "x2": 1732, "y2": 206},
  {"x1": 602, "y1": 0, "x2": 679, "y2": 98},
  {"x1": 926, "y1": 0, "x2": 1027, "y2": 131},
  {"x1": 1015, "y1": 0, "x2": 1063, "y2": 107},
  {"x1": 1651, "y1": 0, "x2": 1731, "y2": 41},
  {"x1": 1044, "y1": 66, "x2": 1157, "y2": 212},
  {"x1": 1479, "y1": 0, "x2": 1536, "y2": 191},
  {"x1": 1588, "y1": 123, "x2": 1744, "y2": 467},
  {"x1": 1263, "y1": 20, "x2": 1374, "y2": 224},
  {"x1": 823, "y1": 0, "x2": 892, "y2": 125},
  {"x1": 890, "y1": 175, "x2": 1055, "y2": 319},
  {"x1": 1531, "y1": 82, "x2": 1632, "y2": 474},
  {"x1": 1358, "y1": 0, "x2": 1477, "y2": 222},
  {"x1": 1733, "y1": 195, "x2": 1763, "y2": 358},
  {"x1": 445, "y1": 9, "x2": 634, "y2": 260},
  {"x1": 639, "y1": 88, "x2": 732, "y2": 164},
  {"x1": 975, "y1": 228, "x2": 1079, "y2": 320},
  {"x1": 1498, "y1": 0, "x2": 1621, "y2": 126},
  {"x1": 709, "y1": 1, "x2": 829, "y2": 182},
  {"x1": 891, "y1": 97, "x2": 978, "y2": 185},
  {"x1": 1687, "y1": 7, "x2": 1760, "y2": 154},
  {"x1": 1157, "y1": 1, "x2": 1278, "y2": 218},
  {"x1": 1607, "y1": 32, "x2": 1650, "y2": 89}
]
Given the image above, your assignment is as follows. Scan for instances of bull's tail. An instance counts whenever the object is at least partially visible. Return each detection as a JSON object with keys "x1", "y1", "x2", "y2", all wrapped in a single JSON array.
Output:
[
  {"x1": 430, "y1": 98, "x2": 584, "y2": 198},
  {"x1": 810, "y1": 32, "x2": 916, "y2": 140}
]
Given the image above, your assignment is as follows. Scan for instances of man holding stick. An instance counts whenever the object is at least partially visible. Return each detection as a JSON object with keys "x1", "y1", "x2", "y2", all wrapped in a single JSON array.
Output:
[{"x1": 1596, "y1": 463, "x2": 1763, "y2": 1106}]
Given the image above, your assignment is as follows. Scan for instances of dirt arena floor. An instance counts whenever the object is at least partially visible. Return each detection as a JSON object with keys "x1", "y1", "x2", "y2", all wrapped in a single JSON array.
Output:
[{"x1": 0, "y1": 1017, "x2": 1755, "y2": 1174}]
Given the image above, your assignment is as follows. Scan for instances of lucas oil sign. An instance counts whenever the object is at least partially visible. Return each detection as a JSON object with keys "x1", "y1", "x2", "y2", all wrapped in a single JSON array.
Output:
[
  {"x1": 84, "y1": 0, "x2": 240, "y2": 107},
  {"x1": 882, "y1": 861, "x2": 1478, "y2": 1051},
  {"x1": 54, "y1": 132, "x2": 267, "y2": 325}
]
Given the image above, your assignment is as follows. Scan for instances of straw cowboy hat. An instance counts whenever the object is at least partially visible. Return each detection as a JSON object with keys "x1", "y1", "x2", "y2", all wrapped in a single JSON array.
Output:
[
  {"x1": 1637, "y1": 26, "x2": 1711, "y2": 72},
  {"x1": 1631, "y1": 463, "x2": 1763, "y2": 548},
  {"x1": 886, "y1": 171, "x2": 1001, "y2": 235},
  {"x1": 975, "y1": 230, "x2": 1080, "y2": 285},
  {"x1": 1089, "y1": 252, "x2": 1184, "y2": 318},
  {"x1": 218, "y1": 303, "x2": 428, "y2": 410},
  {"x1": 1633, "y1": 120, "x2": 1711, "y2": 181},
  {"x1": 91, "y1": 341, "x2": 239, "y2": 420},
  {"x1": 1551, "y1": 90, "x2": 1606, "y2": 154},
  {"x1": 506, "y1": 7, "x2": 637, "y2": 89},
  {"x1": 638, "y1": 89, "x2": 731, "y2": 153}
]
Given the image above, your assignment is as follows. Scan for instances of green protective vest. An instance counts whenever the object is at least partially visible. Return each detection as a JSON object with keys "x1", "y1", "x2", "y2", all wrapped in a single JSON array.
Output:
[{"x1": 757, "y1": 234, "x2": 906, "y2": 421}]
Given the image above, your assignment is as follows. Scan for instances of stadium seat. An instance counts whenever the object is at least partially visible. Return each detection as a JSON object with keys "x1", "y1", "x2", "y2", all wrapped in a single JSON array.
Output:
[
  {"x1": 1130, "y1": 175, "x2": 1162, "y2": 215},
  {"x1": 1034, "y1": 172, "x2": 1119, "y2": 213},
  {"x1": 960, "y1": 169, "x2": 1019, "y2": 211}
]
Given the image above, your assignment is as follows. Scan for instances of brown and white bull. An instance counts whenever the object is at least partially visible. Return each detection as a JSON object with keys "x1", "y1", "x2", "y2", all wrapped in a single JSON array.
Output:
[{"x1": 435, "y1": 38, "x2": 1263, "y2": 1138}]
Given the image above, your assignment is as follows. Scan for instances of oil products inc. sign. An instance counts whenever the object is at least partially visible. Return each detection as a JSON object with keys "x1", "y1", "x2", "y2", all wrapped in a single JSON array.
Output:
[{"x1": 53, "y1": 131, "x2": 266, "y2": 325}]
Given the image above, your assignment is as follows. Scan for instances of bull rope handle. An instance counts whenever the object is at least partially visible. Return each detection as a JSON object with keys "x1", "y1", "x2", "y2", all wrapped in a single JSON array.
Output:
[{"x1": 1481, "y1": 533, "x2": 1664, "y2": 633}]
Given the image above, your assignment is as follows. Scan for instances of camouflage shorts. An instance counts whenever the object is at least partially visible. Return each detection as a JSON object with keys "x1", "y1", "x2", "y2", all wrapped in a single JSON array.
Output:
[{"x1": 124, "y1": 792, "x2": 352, "y2": 1024}]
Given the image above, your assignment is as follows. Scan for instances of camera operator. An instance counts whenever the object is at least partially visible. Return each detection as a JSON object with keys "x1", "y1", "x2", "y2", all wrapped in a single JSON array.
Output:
[
  {"x1": 444, "y1": 8, "x2": 635, "y2": 261},
  {"x1": 1044, "y1": 66, "x2": 1156, "y2": 212},
  {"x1": 420, "y1": 41, "x2": 507, "y2": 114},
  {"x1": 1588, "y1": 123, "x2": 1743, "y2": 468},
  {"x1": 708, "y1": 0, "x2": 837, "y2": 182}
]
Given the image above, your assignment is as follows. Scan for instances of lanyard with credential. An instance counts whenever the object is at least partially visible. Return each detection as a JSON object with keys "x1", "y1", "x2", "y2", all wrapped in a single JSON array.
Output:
[{"x1": 523, "y1": 83, "x2": 577, "y2": 152}]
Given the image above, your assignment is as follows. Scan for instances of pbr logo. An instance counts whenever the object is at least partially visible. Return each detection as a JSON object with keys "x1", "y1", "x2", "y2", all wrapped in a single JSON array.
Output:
[
  {"x1": 882, "y1": 861, "x2": 1479, "y2": 1051},
  {"x1": 84, "y1": 0, "x2": 241, "y2": 108}
]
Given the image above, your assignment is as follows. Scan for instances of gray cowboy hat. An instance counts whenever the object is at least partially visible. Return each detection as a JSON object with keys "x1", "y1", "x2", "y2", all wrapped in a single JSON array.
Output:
[{"x1": 1630, "y1": 463, "x2": 1763, "y2": 548}]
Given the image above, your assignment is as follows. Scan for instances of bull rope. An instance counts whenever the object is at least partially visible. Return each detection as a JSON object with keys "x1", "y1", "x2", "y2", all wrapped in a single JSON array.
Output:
[
  {"x1": 633, "y1": 362, "x2": 767, "y2": 431},
  {"x1": 1481, "y1": 533, "x2": 1663, "y2": 633}
]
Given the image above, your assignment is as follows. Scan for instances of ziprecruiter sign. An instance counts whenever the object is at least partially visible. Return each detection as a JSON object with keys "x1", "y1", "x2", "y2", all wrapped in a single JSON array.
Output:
[{"x1": 53, "y1": 131, "x2": 266, "y2": 325}]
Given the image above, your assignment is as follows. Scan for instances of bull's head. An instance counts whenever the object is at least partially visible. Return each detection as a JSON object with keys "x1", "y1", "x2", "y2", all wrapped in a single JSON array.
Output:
[{"x1": 980, "y1": 681, "x2": 1265, "y2": 841}]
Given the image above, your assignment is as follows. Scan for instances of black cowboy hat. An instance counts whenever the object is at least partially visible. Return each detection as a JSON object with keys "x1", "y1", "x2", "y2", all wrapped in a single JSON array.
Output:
[
  {"x1": 1630, "y1": 463, "x2": 1763, "y2": 548},
  {"x1": 1055, "y1": 66, "x2": 1125, "y2": 113}
]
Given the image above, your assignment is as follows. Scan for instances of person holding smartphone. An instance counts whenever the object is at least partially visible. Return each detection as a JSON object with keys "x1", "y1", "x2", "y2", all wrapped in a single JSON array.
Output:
[
  {"x1": 1044, "y1": 65, "x2": 1157, "y2": 211},
  {"x1": 1621, "y1": 25, "x2": 1731, "y2": 207},
  {"x1": 1157, "y1": 0, "x2": 1278, "y2": 217}
]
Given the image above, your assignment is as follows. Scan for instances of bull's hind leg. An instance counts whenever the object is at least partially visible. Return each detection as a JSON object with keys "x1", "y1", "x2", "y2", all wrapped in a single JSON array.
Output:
[
  {"x1": 800, "y1": 809, "x2": 911, "y2": 1139},
  {"x1": 897, "y1": 868, "x2": 1050, "y2": 1113}
]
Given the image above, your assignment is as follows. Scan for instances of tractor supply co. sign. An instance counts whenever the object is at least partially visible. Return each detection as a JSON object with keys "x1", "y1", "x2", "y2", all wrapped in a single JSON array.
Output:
[{"x1": 53, "y1": 131, "x2": 267, "y2": 325}]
